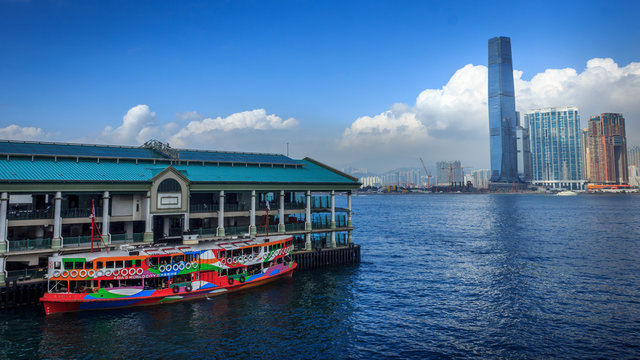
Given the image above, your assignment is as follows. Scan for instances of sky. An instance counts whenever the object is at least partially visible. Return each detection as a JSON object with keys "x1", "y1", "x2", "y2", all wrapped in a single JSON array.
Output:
[{"x1": 1, "y1": 0, "x2": 640, "y2": 174}]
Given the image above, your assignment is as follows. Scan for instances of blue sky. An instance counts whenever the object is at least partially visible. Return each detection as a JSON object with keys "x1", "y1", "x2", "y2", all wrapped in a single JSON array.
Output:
[{"x1": 1, "y1": 0, "x2": 640, "y2": 172}]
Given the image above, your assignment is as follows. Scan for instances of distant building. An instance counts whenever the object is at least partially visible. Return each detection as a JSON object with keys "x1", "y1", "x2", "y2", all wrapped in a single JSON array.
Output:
[
  {"x1": 470, "y1": 169, "x2": 491, "y2": 189},
  {"x1": 526, "y1": 107, "x2": 585, "y2": 190},
  {"x1": 628, "y1": 146, "x2": 640, "y2": 169},
  {"x1": 488, "y1": 36, "x2": 520, "y2": 187},
  {"x1": 359, "y1": 176, "x2": 382, "y2": 188},
  {"x1": 582, "y1": 129, "x2": 591, "y2": 180},
  {"x1": 436, "y1": 161, "x2": 463, "y2": 186},
  {"x1": 515, "y1": 112, "x2": 532, "y2": 183},
  {"x1": 588, "y1": 113, "x2": 628, "y2": 184}
]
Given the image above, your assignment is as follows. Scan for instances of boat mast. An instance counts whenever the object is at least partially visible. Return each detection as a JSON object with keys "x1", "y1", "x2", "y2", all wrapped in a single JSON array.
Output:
[{"x1": 90, "y1": 199, "x2": 108, "y2": 253}]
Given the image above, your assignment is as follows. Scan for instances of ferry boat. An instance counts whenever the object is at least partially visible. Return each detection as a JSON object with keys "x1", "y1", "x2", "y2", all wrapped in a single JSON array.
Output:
[{"x1": 40, "y1": 235, "x2": 296, "y2": 315}]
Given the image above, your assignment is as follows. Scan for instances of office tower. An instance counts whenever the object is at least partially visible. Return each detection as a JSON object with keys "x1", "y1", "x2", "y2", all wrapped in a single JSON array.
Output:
[
  {"x1": 526, "y1": 107, "x2": 584, "y2": 190},
  {"x1": 588, "y1": 113, "x2": 628, "y2": 184},
  {"x1": 515, "y1": 112, "x2": 532, "y2": 182},
  {"x1": 488, "y1": 36, "x2": 519, "y2": 187},
  {"x1": 436, "y1": 161, "x2": 463, "y2": 186},
  {"x1": 582, "y1": 129, "x2": 591, "y2": 180},
  {"x1": 628, "y1": 146, "x2": 640, "y2": 169}
]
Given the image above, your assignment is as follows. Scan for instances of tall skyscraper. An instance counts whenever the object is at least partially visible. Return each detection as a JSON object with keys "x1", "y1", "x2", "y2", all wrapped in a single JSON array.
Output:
[
  {"x1": 526, "y1": 107, "x2": 584, "y2": 190},
  {"x1": 436, "y1": 161, "x2": 463, "y2": 186},
  {"x1": 581, "y1": 129, "x2": 591, "y2": 180},
  {"x1": 488, "y1": 36, "x2": 520, "y2": 187},
  {"x1": 515, "y1": 112, "x2": 532, "y2": 182},
  {"x1": 628, "y1": 146, "x2": 640, "y2": 169},
  {"x1": 588, "y1": 113, "x2": 628, "y2": 184}
]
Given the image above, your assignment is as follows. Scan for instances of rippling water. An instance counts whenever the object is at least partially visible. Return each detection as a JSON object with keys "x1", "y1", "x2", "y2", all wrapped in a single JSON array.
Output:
[{"x1": 2, "y1": 194, "x2": 640, "y2": 359}]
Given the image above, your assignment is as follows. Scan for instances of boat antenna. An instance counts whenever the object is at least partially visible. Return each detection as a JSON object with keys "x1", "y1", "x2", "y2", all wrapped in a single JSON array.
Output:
[{"x1": 90, "y1": 199, "x2": 108, "y2": 253}]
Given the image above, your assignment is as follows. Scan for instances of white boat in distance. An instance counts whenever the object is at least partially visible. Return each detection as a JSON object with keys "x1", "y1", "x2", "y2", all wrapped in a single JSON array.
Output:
[{"x1": 556, "y1": 190, "x2": 578, "y2": 196}]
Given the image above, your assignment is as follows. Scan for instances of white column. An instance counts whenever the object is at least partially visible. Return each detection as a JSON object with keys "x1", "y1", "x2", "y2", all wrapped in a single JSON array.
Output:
[
  {"x1": 52, "y1": 191, "x2": 62, "y2": 249},
  {"x1": 102, "y1": 191, "x2": 111, "y2": 244},
  {"x1": 143, "y1": 191, "x2": 153, "y2": 243},
  {"x1": 0, "y1": 192, "x2": 7, "y2": 253},
  {"x1": 347, "y1": 191, "x2": 353, "y2": 227},
  {"x1": 183, "y1": 212, "x2": 190, "y2": 232},
  {"x1": 330, "y1": 190, "x2": 336, "y2": 229},
  {"x1": 330, "y1": 231, "x2": 336, "y2": 248},
  {"x1": 250, "y1": 190, "x2": 257, "y2": 235},
  {"x1": 217, "y1": 190, "x2": 225, "y2": 237},
  {"x1": 163, "y1": 217, "x2": 170, "y2": 237},
  {"x1": 305, "y1": 190, "x2": 312, "y2": 231},
  {"x1": 278, "y1": 190, "x2": 285, "y2": 233},
  {"x1": 305, "y1": 232, "x2": 311, "y2": 251},
  {"x1": 0, "y1": 256, "x2": 5, "y2": 286}
]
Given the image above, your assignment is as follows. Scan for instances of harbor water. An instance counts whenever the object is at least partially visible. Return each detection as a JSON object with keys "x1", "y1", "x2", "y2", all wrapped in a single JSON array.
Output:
[{"x1": 2, "y1": 194, "x2": 640, "y2": 359}]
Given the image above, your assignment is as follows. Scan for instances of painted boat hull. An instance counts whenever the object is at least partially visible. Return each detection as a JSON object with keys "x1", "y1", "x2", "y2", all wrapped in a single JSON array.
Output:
[{"x1": 41, "y1": 262, "x2": 296, "y2": 315}]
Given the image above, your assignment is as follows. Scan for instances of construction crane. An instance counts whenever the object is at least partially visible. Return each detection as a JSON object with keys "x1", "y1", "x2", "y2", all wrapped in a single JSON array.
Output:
[
  {"x1": 419, "y1": 158, "x2": 432, "y2": 188},
  {"x1": 439, "y1": 162, "x2": 473, "y2": 188}
]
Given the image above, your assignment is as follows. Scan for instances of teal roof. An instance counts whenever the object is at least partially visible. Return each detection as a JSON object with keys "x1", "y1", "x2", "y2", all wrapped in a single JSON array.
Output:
[{"x1": 0, "y1": 158, "x2": 357, "y2": 185}]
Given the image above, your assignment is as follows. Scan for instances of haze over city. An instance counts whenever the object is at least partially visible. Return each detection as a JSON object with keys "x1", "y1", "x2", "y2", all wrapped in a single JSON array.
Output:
[{"x1": 1, "y1": 0, "x2": 640, "y2": 173}]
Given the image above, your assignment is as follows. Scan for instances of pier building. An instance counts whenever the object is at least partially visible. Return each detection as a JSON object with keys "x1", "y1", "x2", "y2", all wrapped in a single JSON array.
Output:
[{"x1": 0, "y1": 139, "x2": 360, "y2": 286}]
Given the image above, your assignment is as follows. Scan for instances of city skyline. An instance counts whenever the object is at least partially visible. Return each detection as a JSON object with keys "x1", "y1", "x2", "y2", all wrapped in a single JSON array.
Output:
[{"x1": 1, "y1": 1, "x2": 640, "y2": 173}]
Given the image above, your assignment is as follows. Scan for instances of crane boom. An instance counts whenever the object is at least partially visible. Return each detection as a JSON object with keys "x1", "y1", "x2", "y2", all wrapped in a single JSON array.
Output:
[{"x1": 419, "y1": 157, "x2": 432, "y2": 188}]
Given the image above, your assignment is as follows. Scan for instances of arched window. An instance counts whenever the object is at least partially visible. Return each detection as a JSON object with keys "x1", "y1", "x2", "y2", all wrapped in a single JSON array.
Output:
[{"x1": 158, "y1": 178, "x2": 181, "y2": 193}]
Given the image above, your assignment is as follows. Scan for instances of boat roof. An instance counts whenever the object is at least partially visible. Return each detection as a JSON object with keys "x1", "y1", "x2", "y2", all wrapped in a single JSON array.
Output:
[{"x1": 49, "y1": 234, "x2": 292, "y2": 261}]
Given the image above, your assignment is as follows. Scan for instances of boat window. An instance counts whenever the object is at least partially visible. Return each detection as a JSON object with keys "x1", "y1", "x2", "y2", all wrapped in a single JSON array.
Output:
[
  {"x1": 74, "y1": 261, "x2": 84, "y2": 270},
  {"x1": 54, "y1": 261, "x2": 61, "y2": 270},
  {"x1": 106, "y1": 261, "x2": 114, "y2": 268},
  {"x1": 125, "y1": 260, "x2": 133, "y2": 268},
  {"x1": 97, "y1": 261, "x2": 103, "y2": 269},
  {"x1": 133, "y1": 260, "x2": 140, "y2": 267},
  {"x1": 117, "y1": 260, "x2": 125, "y2": 268},
  {"x1": 86, "y1": 261, "x2": 93, "y2": 270},
  {"x1": 172, "y1": 255, "x2": 183, "y2": 263}
]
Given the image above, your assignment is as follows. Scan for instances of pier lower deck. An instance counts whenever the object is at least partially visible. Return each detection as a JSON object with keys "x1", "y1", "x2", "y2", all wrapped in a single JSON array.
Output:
[{"x1": 0, "y1": 244, "x2": 361, "y2": 310}]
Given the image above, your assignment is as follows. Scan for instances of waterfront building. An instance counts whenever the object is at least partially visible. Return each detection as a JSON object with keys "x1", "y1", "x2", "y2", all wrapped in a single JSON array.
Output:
[
  {"x1": 359, "y1": 176, "x2": 382, "y2": 188},
  {"x1": 588, "y1": 113, "x2": 628, "y2": 184},
  {"x1": 0, "y1": 140, "x2": 359, "y2": 286},
  {"x1": 488, "y1": 36, "x2": 520, "y2": 187},
  {"x1": 436, "y1": 161, "x2": 463, "y2": 186},
  {"x1": 582, "y1": 129, "x2": 591, "y2": 180},
  {"x1": 526, "y1": 107, "x2": 585, "y2": 190},
  {"x1": 516, "y1": 112, "x2": 533, "y2": 183},
  {"x1": 628, "y1": 146, "x2": 640, "y2": 169}
]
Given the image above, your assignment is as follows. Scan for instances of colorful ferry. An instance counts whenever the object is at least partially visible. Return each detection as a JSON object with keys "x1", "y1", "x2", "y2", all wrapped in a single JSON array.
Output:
[{"x1": 40, "y1": 235, "x2": 296, "y2": 315}]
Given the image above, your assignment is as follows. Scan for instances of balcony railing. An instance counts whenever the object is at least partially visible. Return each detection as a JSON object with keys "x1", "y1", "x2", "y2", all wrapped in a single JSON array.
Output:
[
  {"x1": 61, "y1": 207, "x2": 103, "y2": 218},
  {"x1": 285, "y1": 223, "x2": 307, "y2": 231},
  {"x1": 224, "y1": 225, "x2": 250, "y2": 235},
  {"x1": 6, "y1": 268, "x2": 47, "y2": 281},
  {"x1": 111, "y1": 232, "x2": 144, "y2": 243},
  {"x1": 257, "y1": 201, "x2": 307, "y2": 211},
  {"x1": 8, "y1": 208, "x2": 53, "y2": 220},
  {"x1": 190, "y1": 203, "x2": 218, "y2": 213},
  {"x1": 8, "y1": 238, "x2": 52, "y2": 252},
  {"x1": 256, "y1": 224, "x2": 280, "y2": 234},
  {"x1": 63, "y1": 235, "x2": 94, "y2": 247},
  {"x1": 193, "y1": 227, "x2": 217, "y2": 236}
]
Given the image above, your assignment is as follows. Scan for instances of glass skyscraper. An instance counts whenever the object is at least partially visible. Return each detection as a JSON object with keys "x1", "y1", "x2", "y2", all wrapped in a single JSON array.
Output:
[
  {"x1": 488, "y1": 36, "x2": 519, "y2": 186},
  {"x1": 525, "y1": 107, "x2": 584, "y2": 190}
]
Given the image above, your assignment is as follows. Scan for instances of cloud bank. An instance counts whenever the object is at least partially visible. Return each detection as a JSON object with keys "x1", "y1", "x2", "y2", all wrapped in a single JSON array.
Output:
[
  {"x1": 340, "y1": 58, "x2": 640, "y2": 170},
  {"x1": 0, "y1": 125, "x2": 48, "y2": 141}
]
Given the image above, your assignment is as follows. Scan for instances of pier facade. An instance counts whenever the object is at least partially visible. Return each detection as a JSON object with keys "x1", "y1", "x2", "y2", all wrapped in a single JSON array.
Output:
[{"x1": 0, "y1": 140, "x2": 360, "y2": 291}]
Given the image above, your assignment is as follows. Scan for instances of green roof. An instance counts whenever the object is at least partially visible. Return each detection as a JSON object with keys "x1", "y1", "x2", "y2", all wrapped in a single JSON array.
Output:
[{"x1": 0, "y1": 157, "x2": 358, "y2": 186}]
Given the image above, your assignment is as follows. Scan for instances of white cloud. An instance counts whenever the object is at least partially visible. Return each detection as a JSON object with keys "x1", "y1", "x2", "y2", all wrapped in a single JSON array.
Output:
[
  {"x1": 340, "y1": 58, "x2": 640, "y2": 171},
  {"x1": 168, "y1": 109, "x2": 298, "y2": 148},
  {"x1": 101, "y1": 104, "x2": 158, "y2": 144},
  {"x1": 0, "y1": 125, "x2": 47, "y2": 140}
]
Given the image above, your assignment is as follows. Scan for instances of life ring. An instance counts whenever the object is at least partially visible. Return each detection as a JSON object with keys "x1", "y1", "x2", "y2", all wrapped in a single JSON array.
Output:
[
  {"x1": 70, "y1": 270, "x2": 78, "y2": 278},
  {"x1": 185, "y1": 284, "x2": 192, "y2": 292},
  {"x1": 172, "y1": 286, "x2": 180, "y2": 294},
  {"x1": 173, "y1": 264, "x2": 180, "y2": 272},
  {"x1": 185, "y1": 262, "x2": 192, "y2": 270},
  {"x1": 136, "y1": 268, "x2": 144, "y2": 275},
  {"x1": 88, "y1": 270, "x2": 95, "y2": 277},
  {"x1": 62, "y1": 271, "x2": 69, "y2": 278},
  {"x1": 179, "y1": 263, "x2": 185, "y2": 271},
  {"x1": 79, "y1": 270, "x2": 87, "y2": 278},
  {"x1": 54, "y1": 271, "x2": 61, "y2": 277},
  {"x1": 228, "y1": 277, "x2": 234, "y2": 285},
  {"x1": 159, "y1": 265, "x2": 165, "y2": 272},
  {"x1": 113, "y1": 269, "x2": 120, "y2": 276},
  {"x1": 238, "y1": 276, "x2": 246, "y2": 283},
  {"x1": 221, "y1": 258, "x2": 226, "y2": 265},
  {"x1": 105, "y1": 270, "x2": 112, "y2": 276},
  {"x1": 232, "y1": 257, "x2": 238, "y2": 264},
  {"x1": 96, "y1": 270, "x2": 104, "y2": 277},
  {"x1": 191, "y1": 262, "x2": 198, "y2": 269},
  {"x1": 129, "y1": 268, "x2": 137, "y2": 276}
]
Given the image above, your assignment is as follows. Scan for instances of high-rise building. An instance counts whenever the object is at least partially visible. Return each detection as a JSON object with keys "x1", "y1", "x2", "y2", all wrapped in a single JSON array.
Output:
[
  {"x1": 470, "y1": 169, "x2": 491, "y2": 189},
  {"x1": 628, "y1": 146, "x2": 640, "y2": 169},
  {"x1": 526, "y1": 107, "x2": 585, "y2": 190},
  {"x1": 588, "y1": 113, "x2": 628, "y2": 184},
  {"x1": 436, "y1": 161, "x2": 463, "y2": 186},
  {"x1": 581, "y1": 129, "x2": 591, "y2": 180},
  {"x1": 488, "y1": 36, "x2": 520, "y2": 187},
  {"x1": 515, "y1": 112, "x2": 532, "y2": 182}
]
